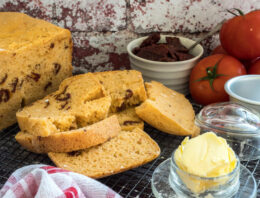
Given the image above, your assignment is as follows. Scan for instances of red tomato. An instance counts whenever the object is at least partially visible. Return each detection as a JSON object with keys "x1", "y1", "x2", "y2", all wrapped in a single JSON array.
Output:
[
  {"x1": 248, "y1": 59, "x2": 260, "y2": 74},
  {"x1": 211, "y1": 45, "x2": 228, "y2": 55},
  {"x1": 220, "y1": 10, "x2": 260, "y2": 60},
  {"x1": 189, "y1": 54, "x2": 247, "y2": 105},
  {"x1": 241, "y1": 60, "x2": 252, "y2": 70},
  {"x1": 241, "y1": 57, "x2": 260, "y2": 70}
]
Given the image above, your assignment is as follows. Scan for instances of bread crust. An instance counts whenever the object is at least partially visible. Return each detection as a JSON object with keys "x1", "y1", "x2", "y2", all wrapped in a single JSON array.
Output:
[
  {"x1": 48, "y1": 128, "x2": 160, "y2": 179},
  {"x1": 15, "y1": 115, "x2": 121, "y2": 153}
]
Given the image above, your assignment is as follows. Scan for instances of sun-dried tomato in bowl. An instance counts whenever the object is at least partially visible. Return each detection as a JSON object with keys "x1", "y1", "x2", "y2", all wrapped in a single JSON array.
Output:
[{"x1": 133, "y1": 33, "x2": 194, "y2": 62}]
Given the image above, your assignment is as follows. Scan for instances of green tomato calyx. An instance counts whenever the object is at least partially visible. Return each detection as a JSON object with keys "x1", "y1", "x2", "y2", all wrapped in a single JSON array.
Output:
[{"x1": 195, "y1": 57, "x2": 226, "y2": 91}]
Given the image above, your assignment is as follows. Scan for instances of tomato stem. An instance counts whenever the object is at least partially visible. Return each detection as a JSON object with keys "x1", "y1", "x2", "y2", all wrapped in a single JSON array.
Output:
[
  {"x1": 227, "y1": 8, "x2": 244, "y2": 16},
  {"x1": 195, "y1": 57, "x2": 226, "y2": 92},
  {"x1": 227, "y1": 9, "x2": 238, "y2": 16},
  {"x1": 233, "y1": 8, "x2": 244, "y2": 16}
]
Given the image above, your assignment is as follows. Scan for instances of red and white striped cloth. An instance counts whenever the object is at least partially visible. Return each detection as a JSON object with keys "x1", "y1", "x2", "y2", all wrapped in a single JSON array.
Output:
[{"x1": 0, "y1": 164, "x2": 122, "y2": 198}]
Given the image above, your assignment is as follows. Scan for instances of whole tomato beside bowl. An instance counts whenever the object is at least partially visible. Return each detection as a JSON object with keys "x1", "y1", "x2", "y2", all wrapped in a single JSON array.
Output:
[
  {"x1": 248, "y1": 58, "x2": 260, "y2": 74},
  {"x1": 189, "y1": 54, "x2": 246, "y2": 105},
  {"x1": 211, "y1": 45, "x2": 228, "y2": 55},
  {"x1": 220, "y1": 9, "x2": 260, "y2": 60}
]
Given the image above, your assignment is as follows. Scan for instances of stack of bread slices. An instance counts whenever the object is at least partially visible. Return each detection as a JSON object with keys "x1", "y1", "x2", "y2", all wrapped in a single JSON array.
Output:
[{"x1": 15, "y1": 70, "x2": 199, "y2": 178}]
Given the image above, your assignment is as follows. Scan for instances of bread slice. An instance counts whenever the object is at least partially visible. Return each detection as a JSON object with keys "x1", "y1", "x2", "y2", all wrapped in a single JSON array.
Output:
[
  {"x1": 94, "y1": 70, "x2": 147, "y2": 112},
  {"x1": 135, "y1": 81, "x2": 199, "y2": 136},
  {"x1": 16, "y1": 73, "x2": 111, "y2": 137},
  {"x1": 15, "y1": 115, "x2": 121, "y2": 153},
  {"x1": 48, "y1": 128, "x2": 160, "y2": 178},
  {"x1": 109, "y1": 107, "x2": 144, "y2": 131}
]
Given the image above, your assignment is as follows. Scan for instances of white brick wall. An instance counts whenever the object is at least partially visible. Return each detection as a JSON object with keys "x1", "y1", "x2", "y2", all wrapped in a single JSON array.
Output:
[{"x1": 1, "y1": 0, "x2": 259, "y2": 71}]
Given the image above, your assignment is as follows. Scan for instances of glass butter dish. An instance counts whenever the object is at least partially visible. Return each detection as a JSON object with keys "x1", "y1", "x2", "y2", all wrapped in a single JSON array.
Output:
[
  {"x1": 152, "y1": 157, "x2": 256, "y2": 198},
  {"x1": 151, "y1": 102, "x2": 259, "y2": 198},
  {"x1": 195, "y1": 102, "x2": 260, "y2": 161},
  {"x1": 169, "y1": 151, "x2": 240, "y2": 198}
]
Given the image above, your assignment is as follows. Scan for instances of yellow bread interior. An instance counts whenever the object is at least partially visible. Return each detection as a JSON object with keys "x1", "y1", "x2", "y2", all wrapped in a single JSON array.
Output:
[
  {"x1": 136, "y1": 81, "x2": 199, "y2": 136},
  {"x1": 109, "y1": 107, "x2": 144, "y2": 131},
  {"x1": 94, "y1": 70, "x2": 147, "y2": 112},
  {"x1": 15, "y1": 115, "x2": 121, "y2": 153},
  {"x1": 48, "y1": 128, "x2": 160, "y2": 178},
  {"x1": 16, "y1": 73, "x2": 111, "y2": 137}
]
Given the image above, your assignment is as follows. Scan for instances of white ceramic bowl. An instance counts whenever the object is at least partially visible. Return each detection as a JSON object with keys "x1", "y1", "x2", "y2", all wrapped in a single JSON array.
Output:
[
  {"x1": 127, "y1": 35, "x2": 204, "y2": 95},
  {"x1": 224, "y1": 75, "x2": 260, "y2": 112}
]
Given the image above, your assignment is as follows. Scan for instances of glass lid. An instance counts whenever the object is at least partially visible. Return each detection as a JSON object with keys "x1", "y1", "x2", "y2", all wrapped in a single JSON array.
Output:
[{"x1": 195, "y1": 102, "x2": 260, "y2": 135}]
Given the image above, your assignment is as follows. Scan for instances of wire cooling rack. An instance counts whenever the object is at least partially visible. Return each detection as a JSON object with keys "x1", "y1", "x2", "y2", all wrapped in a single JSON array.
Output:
[{"x1": 0, "y1": 103, "x2": 259, "y2": 198}]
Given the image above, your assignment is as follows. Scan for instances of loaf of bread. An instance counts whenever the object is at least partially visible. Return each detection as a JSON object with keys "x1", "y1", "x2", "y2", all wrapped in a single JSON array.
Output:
[
  {"x1": 15, "y1": 115, "x2": 120, "y2": 153},
  {"x1": 109, "y1": 107, "x2": 144, "y2": 131},
  {"x1": 16, "y1": 73, "x2": 111, "y2": 137},
  {"x1": 0, "y1": 12, "x2": 73, "y2": 130},
  {"x1": 136, "y1": 81, "x2": 199, "y2": 136},
  {"x1": 94, "y1": 70, "x2": 147, "y2": 112},
  {"x1": 48, "y1": 128, "x2": 160, "y2": 178}
]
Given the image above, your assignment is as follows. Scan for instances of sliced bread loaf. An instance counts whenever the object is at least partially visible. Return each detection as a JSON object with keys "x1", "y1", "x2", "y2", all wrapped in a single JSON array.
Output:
[
  {"x1": 135, "y1": 81, "x2": 199, "y2": 136},
  {"x1": 15, "y1": 115, "x2": 121, "y2": 153},
  {"x1": 48, "y1": 128, "x2": 160, "y2": 178},
  {"x1": 94, "y1": 70, "x2": 147, "y2": 112},
  {"x1": 0, "y1": 12, "x2": 73, "y2": 130},
  {"x1": 109, "y1": 107, "x2": 144, "y2": 131},
  {"x1": 16, "y1": 73, "x2": 111, "y2": 137}
]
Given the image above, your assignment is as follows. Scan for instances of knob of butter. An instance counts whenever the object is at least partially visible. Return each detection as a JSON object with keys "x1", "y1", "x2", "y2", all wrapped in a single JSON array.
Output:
[{"x1": 174, "y1": 132, "x2": 237, "y2": 193}]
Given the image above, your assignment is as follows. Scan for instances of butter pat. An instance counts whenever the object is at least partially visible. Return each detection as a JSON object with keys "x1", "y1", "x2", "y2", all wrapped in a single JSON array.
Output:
[{"x1": 174, "y1": 132, "x2": 237, "y2": 193}]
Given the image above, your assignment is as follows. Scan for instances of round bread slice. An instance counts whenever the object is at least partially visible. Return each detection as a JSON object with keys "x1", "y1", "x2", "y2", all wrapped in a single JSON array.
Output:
[
  {"x1": 15, "y1": 115, "x2": 121, "y2": 153},
  {"x1": 135, "y1": 81, "x2": 199, "y2": 136},
  {"x1": 48, "y1": 128, "x2": 160, "y2": 179}
]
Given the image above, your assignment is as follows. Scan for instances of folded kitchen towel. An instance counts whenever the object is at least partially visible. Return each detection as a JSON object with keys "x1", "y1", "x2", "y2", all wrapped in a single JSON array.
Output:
[{"x1": 0, "y1": 164, "x2": 122, "y2": 198}]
